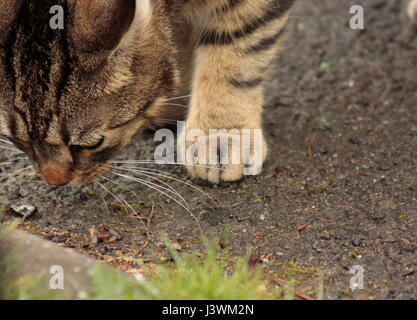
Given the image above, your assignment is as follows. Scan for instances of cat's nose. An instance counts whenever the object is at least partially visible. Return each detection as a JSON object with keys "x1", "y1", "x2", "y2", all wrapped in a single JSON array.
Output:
[{"x1": 40, "y1": 162, "x2": 73, "y2": 186}]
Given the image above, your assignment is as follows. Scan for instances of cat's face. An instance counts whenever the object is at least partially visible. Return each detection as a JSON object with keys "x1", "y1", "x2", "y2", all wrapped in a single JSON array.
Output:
[{"x1": 0, "y1": 0, "x2": 178, "y2": 185}]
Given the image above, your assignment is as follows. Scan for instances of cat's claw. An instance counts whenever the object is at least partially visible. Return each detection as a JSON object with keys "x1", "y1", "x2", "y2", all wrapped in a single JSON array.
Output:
[{"x1": 178, "y1": 127, "x2": 267, "y2": 184}]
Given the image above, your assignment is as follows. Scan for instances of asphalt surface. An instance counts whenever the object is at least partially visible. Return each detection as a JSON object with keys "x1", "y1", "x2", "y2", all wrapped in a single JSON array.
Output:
[{"x1": 1, "y1": 0, "x2": 416, "y2": 299}]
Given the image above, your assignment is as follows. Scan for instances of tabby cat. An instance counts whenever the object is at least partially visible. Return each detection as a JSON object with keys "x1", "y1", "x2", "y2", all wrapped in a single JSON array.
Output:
[
  {"x1": 0, "y1": 0, "x2": 296, "y2": 185},
  {"x1": 1, "y1": 1, "x2": 415, "y2": 186}
]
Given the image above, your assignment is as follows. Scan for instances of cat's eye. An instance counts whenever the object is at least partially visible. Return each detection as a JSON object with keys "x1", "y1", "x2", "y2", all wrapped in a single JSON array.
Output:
[{"x1": 70, "y1": 136, "x2": 105, "y2": 152}]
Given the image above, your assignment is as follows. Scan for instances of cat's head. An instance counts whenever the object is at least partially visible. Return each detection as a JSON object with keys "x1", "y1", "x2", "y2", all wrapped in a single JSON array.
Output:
[{"x1": 0, "y1": 0, "x2": 179, "y2": 185}]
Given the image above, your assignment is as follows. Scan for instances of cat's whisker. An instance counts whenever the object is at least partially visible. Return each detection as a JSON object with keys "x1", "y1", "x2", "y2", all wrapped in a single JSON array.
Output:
[
  {"x1": 161, "y1": 103, "x2": 188, "y2": 108},
  {"x1": 106, "y1": 167, "x2": 190, "y2": 209},
  {"x1": 98, "y1": 188, "x2": 112, "y2": 216},
  {"x1": 0, "y1": 156, "x2": 29, "y2": 164},
  {"x1": 113, "y1": 172, "x2": 201, "y2": 230},
  {"x1": 14, "y1": 165, "x2": 33, "y2": 172},
  {"x1": 95, "y1": 180, "x2": 126, "y2": 213},
  {"x1": 136, "y1": 171, "x2": 190, "y2": 208},
  {"x1": 0, "y1": 162, "x2": 14, "y2": 166},
  {"x1": 8, "y1": 156, "x2": 28, "y2": 161},
  {"x1": 101, "y1": 175, "x2": 144, "y2": 214},
  {"x1": 154, "y1": 118, "x2": 178, "y2": 124},
  {"x1": 0, "y1": 145, "x2": 24, "y2": 154},
  {"x1": 0, "y1": 138, "x2": 13, "y2": 145},
  {"x1": 107, "y1": 165, "x2": 216, "y2": 204},
  {"x1": 99, "y1": 177, "x2": 149, "y2": 228},
  {"x1": 1, "y1": 165, "x2": 34, "y2": 178},
  {"x1": 0, "y1": 157, "x2": 29, "y2": 167},
  {"x1": 113, "y1": 172, "x2": 200, "y2": 229},
  {"x1": 109, "y1": 168, "x2": 190, "y2": 209},
  {"x1": 153, "y1": 118, "x2": 180, "y2": 125},
  {"x1": 161, "y1": 94, "x2": 191, "y2": 102},
  {"x1": 111, "y1": 160, "x2": 226, "y2": 171},
  {"x1": 95, "y1": 180, "x2": 149, "y2": 231}
]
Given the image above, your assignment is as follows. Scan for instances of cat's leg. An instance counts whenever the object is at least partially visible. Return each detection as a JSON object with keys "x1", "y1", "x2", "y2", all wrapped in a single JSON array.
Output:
[
  {"x1": 179, "y1": 0, "x2": 295, "y2": 183},
  {"x1": 408, "y1": 0, "x2": 417, "y2": 23}
]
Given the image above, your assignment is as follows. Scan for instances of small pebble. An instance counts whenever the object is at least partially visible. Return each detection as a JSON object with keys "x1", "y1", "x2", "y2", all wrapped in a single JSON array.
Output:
[
  {"x1": 351, "y1": 237, "x2": 363, "y2": 247},
  {"x1": 172, "y1": 243, "x2": 182, "y2": 251},
  {"x1": 9, "y1": 203, "x2": 37, "y2": 220}
]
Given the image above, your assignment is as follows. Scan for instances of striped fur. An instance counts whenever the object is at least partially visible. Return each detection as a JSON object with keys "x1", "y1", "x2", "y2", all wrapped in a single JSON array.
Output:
[{"x1": 0, "y1": 0, "x2": 295, "y2": 185}]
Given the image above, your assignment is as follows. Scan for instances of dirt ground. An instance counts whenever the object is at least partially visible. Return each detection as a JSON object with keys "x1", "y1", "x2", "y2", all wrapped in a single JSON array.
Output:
[{"x1": 1, "y1": 0, "x2": 416, "y2": 299}]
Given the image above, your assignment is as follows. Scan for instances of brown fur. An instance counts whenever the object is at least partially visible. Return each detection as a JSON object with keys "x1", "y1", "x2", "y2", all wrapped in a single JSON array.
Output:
[{"x1": 0, "y1": 0, "x2": 295, "y2": 184}]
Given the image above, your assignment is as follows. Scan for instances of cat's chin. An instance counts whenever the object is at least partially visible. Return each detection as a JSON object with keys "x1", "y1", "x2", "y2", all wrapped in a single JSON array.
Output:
[{"x1": 69, "y1": 164, "x2": 110, "y2": 185}]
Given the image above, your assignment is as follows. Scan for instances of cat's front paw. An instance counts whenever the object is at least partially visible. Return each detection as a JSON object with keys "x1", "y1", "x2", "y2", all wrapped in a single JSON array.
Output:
[
  {"x1": 408, "y1": 0, "x2": 417, "y2": 23},
  {"x1": 178, "y1": 122, "x2": 267, "y2": 184}
]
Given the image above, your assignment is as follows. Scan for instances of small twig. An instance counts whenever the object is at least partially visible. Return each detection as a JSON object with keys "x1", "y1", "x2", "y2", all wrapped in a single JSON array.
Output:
[
  {"x1": 137, "y1": 203, "x2": 156, "y2": 254},
  {"x1": 275, "y1": 279, "x2": 314, "y2": 301}
]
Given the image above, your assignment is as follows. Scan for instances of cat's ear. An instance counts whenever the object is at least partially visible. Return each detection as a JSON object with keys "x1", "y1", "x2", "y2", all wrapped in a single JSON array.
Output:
[
  {"x1": 0, "y1": 1, "x2": 23, "y2": 45},
  {"x1": 72, "y1": 0, "x2": 136, "y2": 52}
]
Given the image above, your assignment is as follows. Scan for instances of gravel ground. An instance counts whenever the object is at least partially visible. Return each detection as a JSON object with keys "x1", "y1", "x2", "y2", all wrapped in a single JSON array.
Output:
[{"x1": 1, "y1": 0, "x2": 416, "y2": 299}]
